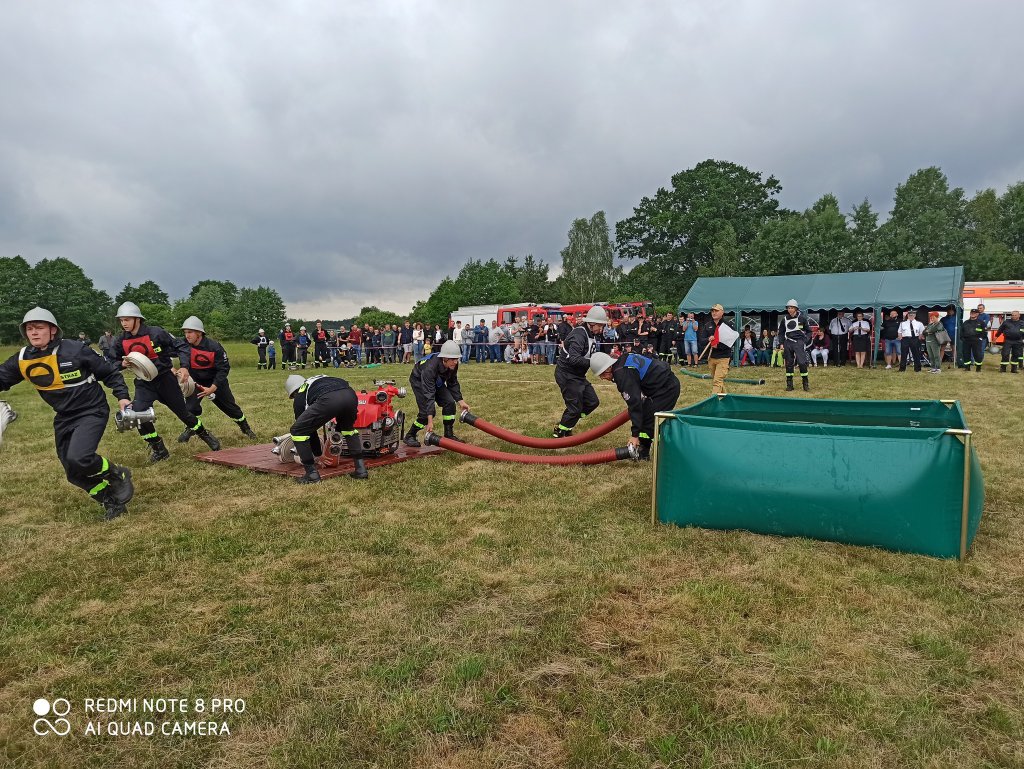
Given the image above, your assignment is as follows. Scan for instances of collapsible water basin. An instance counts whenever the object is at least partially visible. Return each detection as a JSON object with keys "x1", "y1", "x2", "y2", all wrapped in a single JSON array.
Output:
[{"x1": 652, "y1": 395, "x2": 984, "y2": 559}]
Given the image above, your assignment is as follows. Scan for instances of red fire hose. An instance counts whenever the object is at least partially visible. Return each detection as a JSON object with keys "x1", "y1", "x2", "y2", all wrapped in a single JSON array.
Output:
[
  {"x1": 424, "y1": 432, "x2": 635, "y2": 465},
  {"x1": 459, "y1": 409, "x2": 630, "y2": 449}
]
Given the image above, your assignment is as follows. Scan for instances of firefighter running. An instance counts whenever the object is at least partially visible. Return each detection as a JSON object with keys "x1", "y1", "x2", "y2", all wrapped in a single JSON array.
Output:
[
  {"x1": 109, "y1": 301, "x2": 221, "y2": 461},
  {"x1": 176, "y1": 316, "x2": 258, "y2": 443},
  {"x1": 403, "y1": 341, "x2": 470, "y2": 447},
  {"x1": 589, "y1": 351, "x2": 681, "y2": 460},
  {"x1": 553, "y1": 306, "x2": 607, "y2": 438},
  {"x1": 778, "y1": 298, "x2": 812, "y2": 391},
  {"x1": 0, "y1": 308, "x2": 135, "y2": 520},
  {"x1": 285, "y1": 374, "x2": 368, "y2": 483},
  {"x1": 997, "y1": 310, "x2": 1024, "y2": 373}
]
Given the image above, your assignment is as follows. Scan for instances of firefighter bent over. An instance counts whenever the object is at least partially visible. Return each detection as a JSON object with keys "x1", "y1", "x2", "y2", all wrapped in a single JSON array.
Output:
[
  {"x1": 110, "y1": 302, "x2": 221, "y2": 461},
  {"x1": 286, "y1": 374, "x2": 368, "y2": 483},
  {"x1": 0, "y1": 308, "x2": 135, "y2": 520},
  {"x1": 176, "y1": 316, "x2": 258, "y2": 442},
  {"x1": 589, "y1": 351, "x2": 680, "y2": 460},
  {"x1": 553, "y1": 306, "x2": 607, "y2": 438},
  {"x1": 778, "y1": 299, "x2": 812, "y2": 391},
  {"x1": 997, "y1": 310, "x2": 1024, "y2": 373},
  {"x1": 403, "y1": 341, "x2": 469, "y2": 447}
]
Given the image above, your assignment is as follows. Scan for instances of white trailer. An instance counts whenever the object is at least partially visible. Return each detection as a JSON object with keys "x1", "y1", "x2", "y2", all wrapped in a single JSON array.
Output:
[{"x1": 449, "y1": 303, "x2": 531, "y2": 328}]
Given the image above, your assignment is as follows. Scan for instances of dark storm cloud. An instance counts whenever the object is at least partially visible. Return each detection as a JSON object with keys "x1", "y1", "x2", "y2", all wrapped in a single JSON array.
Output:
[{"x1": 2, "y1": 1, "x2": 1022, "y2": 317}]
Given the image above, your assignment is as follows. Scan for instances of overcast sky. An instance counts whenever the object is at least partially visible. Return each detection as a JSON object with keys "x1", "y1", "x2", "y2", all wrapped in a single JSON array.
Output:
[{"x1": 2, "y1": 1, "x2": 1022, "y2": 319}]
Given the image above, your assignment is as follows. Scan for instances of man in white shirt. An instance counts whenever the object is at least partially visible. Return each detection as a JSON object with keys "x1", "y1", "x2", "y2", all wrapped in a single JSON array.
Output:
[
  {"x1": 898, "y1": 309, "x2": 925, "y2": 372},
  {"x1": 828, "y1": 313, "x2": 850, "y2": 367}
]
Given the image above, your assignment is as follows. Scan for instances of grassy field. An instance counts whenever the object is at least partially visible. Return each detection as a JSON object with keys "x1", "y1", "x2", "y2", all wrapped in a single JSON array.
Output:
[{"x1": 1, "y1": 342, "x2": 1022, "y2": 768}]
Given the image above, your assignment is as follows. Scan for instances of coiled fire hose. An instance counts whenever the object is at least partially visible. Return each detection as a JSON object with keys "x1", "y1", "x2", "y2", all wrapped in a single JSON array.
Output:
[
  {"x1": 678, "y1": 368, "x2": 765, "y2": 385},
  {"x1": 459, "y1": 409, "x2": 630, "y2": 448},
  {"x1": 424, "y1": 432, "x2": 638, "y2": 464}
]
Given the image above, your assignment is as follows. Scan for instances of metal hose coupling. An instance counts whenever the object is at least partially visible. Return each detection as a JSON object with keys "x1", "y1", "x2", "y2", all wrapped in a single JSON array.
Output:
[
  {"x1": 423, "y1": 431, "x2": 442, "y2": 447},
  {"x1": 459, "y1": 410, "x2": 476, "y2": 425},
  {"x1": 625, "y1": 442, "x2": 641, "y2": 462},
  {"x1": 114, "y1": 407, "x2": 157, "y2": 433}
]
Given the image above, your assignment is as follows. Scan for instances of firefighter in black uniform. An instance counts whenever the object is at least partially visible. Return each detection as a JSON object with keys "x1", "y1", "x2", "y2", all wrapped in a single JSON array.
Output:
[
  {"x1": 553, "y1": 306, "x2": 607, "y2": 438},
  {"x1": 280, "y1": 324, "x2": 297, "y2": 369},
  {"x1": 109, "y1": 301, "x2": 221, "y2": 461},
  {"x1": 0, "y1": 307, "x2": 135, "y2": 520},
  {"x1": 589, "y1": 351, "x2": 680, "y2": 460},
  {"x1": 312, "y1": 321, "x2": 330, "y2": 369},
  {"x1": 285, "y1": 374, "x2": 367, "y2": 483},
  {"x1": 176, "y1": 316, "x2": 258, "y2": 442},
  {"x1": 251, "y1": 328, "x2": 270, "y2": 369},
  {"x1": 777, "y1": 298, "x2": 812, "y2": 391},
  {"x1": 658, "y1": 312, "x2": 679, "y2": 364},
  {"x1": 403, "y1": 340, "x2": 470, "y2": 446},
  {"x1": 997, "y1": 310, "x2": 1024, "y2": 373},
  {"x1": 961, "y1": 308, "x2": 987, "y2": 372}
]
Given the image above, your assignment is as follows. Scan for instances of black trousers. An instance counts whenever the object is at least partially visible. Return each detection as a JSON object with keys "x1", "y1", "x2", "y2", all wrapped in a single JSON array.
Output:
[
  {"x1": 658, "y1": 338, "x2": 676, "y2": 362},
  {"x1": 132, "y1": 371, "x2": 200, "y2": 439},
  {"x1": 1000, "y1": 341, "x2": 1022, "y2": 368},
  {"x1": 410, "y1": 379, "x2": 457, "y2": 427},
  {"x1": 783, "y1": 339, "x2": 809, "y2": 375},
  {"x1": 257, "y1": 346, "x2": 267, "y2": 364},
  {"x1": 314, "y1": 342, "x2": 329, "y2": 364},
  {"x1": 54, "y1": 408, "x2": 108, "y2": 494},
  {"x1": 900, "y1": 337, "x2": 922, "y2": 371},
  {"x1": 281, "y1": 342, "x2": 296, "y2": 365},
  {"x1": 185, "y1": 381, "x2": 245, "y2": 422},
  {"x1": 635, "y1": 377, "x2": 681, "y2": 440},
  {"x1": 830, "y1": 333, "x2": 847, "y2": 365},
  {"x1": 964, "y1": 338, "x2": 984, "y2": 365},
  {"x1": 289, "y1": 387, "x2": 360, "y2": 464},
  {"x1": 555, "y1": 365, "x2": 600, "y2": 430}
]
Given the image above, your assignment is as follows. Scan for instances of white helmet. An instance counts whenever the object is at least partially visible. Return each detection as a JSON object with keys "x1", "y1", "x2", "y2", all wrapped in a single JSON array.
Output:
[
  {"x1": 258, "y1": 327, "x2": 265, "y2": 334},
  {"x1": 285, "y1": 375, "x2": 305, "y2": 397},
  {"x1": 299, "y1": 326, "x2": 306, "y2": 332},
  {"x1": 589, "y1": 351, "x2": 615, "y2": 377},
  {"x1": 786, "y1": 299, "x2": 799, "y2": 308},
  {"x1": 20, "y1": 306, "x2": 61, "y2": 337},
  {"x1": 181, "y1": 315, "x2": 205, "y2": 333},
  {"x1": 584, "y1": 306, "x2": 609, "y2": 325},
  {"x1": 439, "y1": 340, "x2": 461, "y2": 359},
  {"x1": 115, "y1": 301, "x2": 145, "y2": 320}
]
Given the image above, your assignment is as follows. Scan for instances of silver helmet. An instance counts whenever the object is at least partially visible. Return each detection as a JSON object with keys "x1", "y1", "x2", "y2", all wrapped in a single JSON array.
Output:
[
  {"x1": 115, "y1": 301, "x2": 145, "y2": 320},
  {"x1": 181, "y1": 315, "x2": 205, "y2": 333},
  {"x1": 20, "y1": 307, "x2": 61, "y2": 337}
]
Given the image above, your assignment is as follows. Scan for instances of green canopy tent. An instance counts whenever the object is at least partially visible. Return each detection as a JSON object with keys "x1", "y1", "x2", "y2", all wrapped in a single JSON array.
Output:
[{"x1": 678, "y1": 267, "x2": 965, "y2": 367}]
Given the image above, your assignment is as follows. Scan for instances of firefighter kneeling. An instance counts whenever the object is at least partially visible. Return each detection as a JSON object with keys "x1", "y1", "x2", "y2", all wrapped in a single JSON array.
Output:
[
  {"x1": 285, "y1": 374, "x2": 368, "y2": 484},
  {"x1": 403, "y1": 341, "x2": 470, "y2": 447},
  {"x1": 589, "y1": 351, "x2": 680, "y2": 460}
]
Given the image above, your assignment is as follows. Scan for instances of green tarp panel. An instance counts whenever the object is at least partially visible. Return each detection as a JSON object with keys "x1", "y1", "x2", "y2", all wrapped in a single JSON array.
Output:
[
  {"x1": 653, "y1": 395, "x2": 984, "y2": 559},
  {"x1": 678, "y1": 266, "x2": 965, "y2": 313}
]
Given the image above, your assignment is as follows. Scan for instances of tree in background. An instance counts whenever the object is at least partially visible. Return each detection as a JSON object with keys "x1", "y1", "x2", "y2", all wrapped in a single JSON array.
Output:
[
  {"x1": 226, "y1": 286, "x2": 287, "y2": 339},
  {"x1": 115, "y1": 280, "x2": 170, "y2": 307},
  {"x1": 559, "y1": 211, "x2": 620, "y2": 302},
  {"x1": 353, "y1": 305, "x2": 404, "y2": 329},
  {"x1": 412, "y1": 259, "x2": 521, "y2": 327},
  {"x1": 846, "y1": 199, "x2": 881, "y2": 273},
  {"x1": 0, "y1": 256, "x2": 34, "y2": 342},
  {"x1": 503, "y1": 254, "x2": 557, "y2": 302},
  {"x1": 189, "y1": 279, "x2": 238, "y2": 307},
  {"x1": 877, "y1": 167, "x2": 970, "y2": 270},
  {"x1": 28, "y1": 258, "x2": 113, "y2": 341},
  {"x1": 616, "y1": 160, "x2": 785, "y2": 304}
]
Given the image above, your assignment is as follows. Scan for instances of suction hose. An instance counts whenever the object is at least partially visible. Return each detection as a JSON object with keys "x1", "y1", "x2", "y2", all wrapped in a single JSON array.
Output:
[
  {"x1": 460, "y1": 409, "x2": 631, "y2": 449},
  {"x1": 424, "y1": 432, "x2": 636, "y2": 465},
  {"x1": 678, "y1": 367, "x2": 765, "y2": 385}
]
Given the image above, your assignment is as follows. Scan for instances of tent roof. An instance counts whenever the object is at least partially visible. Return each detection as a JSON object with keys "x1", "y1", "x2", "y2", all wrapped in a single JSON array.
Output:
[{"x1": 678, "y1": 267, "x2": 965, "y2": 313}]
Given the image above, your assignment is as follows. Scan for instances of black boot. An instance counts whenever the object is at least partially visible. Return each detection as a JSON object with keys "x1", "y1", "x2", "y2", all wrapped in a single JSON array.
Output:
[
  {"x1": 238, "y1": 419, "x2": 258, "y2": 440},
  {"x1": 296, "y1": 463, "x2": 321, "y2": 484},
  {"x1": 102, "y1": 464, "x2": 135, "y2": 505},
  {"x1": 404, "y1": 425, "x2": 421, "y2": 448},
  {"x1": 148, "y1": 438, "x2": 170, "y2": 463},
  {"x1": 195, "y1": 426, "x2": 221, "y2": 451},
  {"x1": 802, "y1": 377, "x2": 810, "y2": 391},
  {"x1": 1013, "y1": 366, "x2": 1019, "y2": 374},
  {"x1": 349, "y1": 457, "x2": 369, "y2": 480},
  {"x1": 786, "y1": 377, "x2": 794, "y2": 391},
  {"x1": 443, "y1": 422, "x2": 465, "y2": 443},
  {"x1": 177, "y1": 427, "x2": 193, "y2": 443},
  {"x1": 552, "y1": 426, "x2": 573, "y2": 439},
  {"x1": 638, "y1": 439, "x2": 652, "y2": 461},
  {"x1": 96, "y1": 490, "x2": 128, "y2": 521}
]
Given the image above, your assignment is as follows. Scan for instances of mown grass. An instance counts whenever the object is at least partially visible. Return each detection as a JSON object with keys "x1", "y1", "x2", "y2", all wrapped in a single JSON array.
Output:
[{"x1": 0, "y1": 344, "x2": 1022, "y2": 768}]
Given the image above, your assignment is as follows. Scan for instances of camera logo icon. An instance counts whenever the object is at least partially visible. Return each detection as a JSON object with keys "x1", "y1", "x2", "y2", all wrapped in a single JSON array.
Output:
[{"x1": 33, "y1": 698, "x2": 71, "y2": 736}]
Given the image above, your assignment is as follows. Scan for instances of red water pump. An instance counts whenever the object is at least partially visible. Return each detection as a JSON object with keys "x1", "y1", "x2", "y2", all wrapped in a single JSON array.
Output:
[{"x1": 324, "y1": 379, "x2": 406, "y2": 459}]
